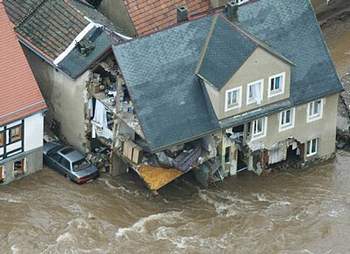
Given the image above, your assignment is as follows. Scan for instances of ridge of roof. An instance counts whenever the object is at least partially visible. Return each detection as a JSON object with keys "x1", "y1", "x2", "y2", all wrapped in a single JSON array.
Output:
[
  {"x1": 222, "y1": 15, "x2": 295, "y2": 66},
  {"x1": 196, "y1": 14, "x2": 294, "y2": 91}
]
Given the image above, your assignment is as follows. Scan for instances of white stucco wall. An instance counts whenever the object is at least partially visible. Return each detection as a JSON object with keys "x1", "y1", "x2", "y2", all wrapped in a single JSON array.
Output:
[{"x1": 24, "y1": 112, "x2": 44, "y2": 152}]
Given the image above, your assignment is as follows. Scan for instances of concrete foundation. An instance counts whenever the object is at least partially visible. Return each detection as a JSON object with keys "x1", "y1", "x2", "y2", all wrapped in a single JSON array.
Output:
[{"x1": 0, "y1": 148, "x2": 43, "y2": 185}]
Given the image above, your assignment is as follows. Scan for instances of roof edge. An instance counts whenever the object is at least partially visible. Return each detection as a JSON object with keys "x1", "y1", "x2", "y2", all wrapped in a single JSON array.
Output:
[{"x1": 195, "y1": 15, "x2": 218, "y2": 74}]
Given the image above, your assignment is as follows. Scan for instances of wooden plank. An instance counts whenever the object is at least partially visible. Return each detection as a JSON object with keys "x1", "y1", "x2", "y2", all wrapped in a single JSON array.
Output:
[{"x1": 137, "y1": 165, "x2": 183, "y2": 191}]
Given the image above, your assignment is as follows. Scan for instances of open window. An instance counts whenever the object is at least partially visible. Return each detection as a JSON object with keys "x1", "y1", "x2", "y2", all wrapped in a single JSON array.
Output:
[
  {"x1": 306, "y1": 138, "x2": 318, "y2": 157},
  {"x1": 13, "y1": 159, "x2": 25, "y2": 178},
  {"x1": 247, "y1": 79, "x2": 263, "y2": 105},
  {"x1": 225, "y1": 87, "x2": 242, "y2": 111},
  {"x1": 9, "y1": 125, "x2": 22, "y2": 143},
  {"x1": 307, "y1": 99, "x2": 323, "y2": 123},
  {"x1": 279, "y1": 108, "x2": 295, "y2": 132},
  {"x1": 268, "y1": 72, "x2": 285, "y2": 98}
]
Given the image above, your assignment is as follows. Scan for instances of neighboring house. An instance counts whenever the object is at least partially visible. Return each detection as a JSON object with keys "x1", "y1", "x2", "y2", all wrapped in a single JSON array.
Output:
[
  {"x1": 0, "y1": 0, "x2": 47, "y2": 184},
  {"x1": 97, "y1": 0, "x2": 233, "y2": 36},
  {"x1": 4, "y1": 0, "x2": 128, "y2": 153}
]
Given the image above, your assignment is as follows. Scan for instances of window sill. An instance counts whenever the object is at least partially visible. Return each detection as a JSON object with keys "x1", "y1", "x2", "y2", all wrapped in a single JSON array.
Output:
[
  {"x1": 307, "y1": 115, "x2": 322, "y2": 123},
  {"x1": 225, "y1": 104, "x2": 240, "y2": 112},
  {"x1": 268, "y1": 90, "x2": 284, "y2": 98},
  {"x1": 306, "y1": 152, "x2": 317, "y2": 158},
  {"x1": 251, "y1": 133, "x2": 266, "y2": 141},
  {"x1": 279, "y1": 124, "x2": 294, "y2": 132}
]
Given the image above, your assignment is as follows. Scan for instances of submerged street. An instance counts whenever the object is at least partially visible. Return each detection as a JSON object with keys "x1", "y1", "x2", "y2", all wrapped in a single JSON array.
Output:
[
  {"x1": 1, "y1": 2, "x2": 350, "y2": 254},
  {"x1": 1, "y1": 152, "x2": 350, "y2": 253}
]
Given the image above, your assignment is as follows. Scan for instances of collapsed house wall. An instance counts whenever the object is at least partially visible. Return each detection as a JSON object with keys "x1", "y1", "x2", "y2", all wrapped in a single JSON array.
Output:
[
  {"x1": 23, "y1": 48, "x2": 89, "y2": 152},
  {"x1": 247, "y1": 93, "x2": 338, "y2": 162}
]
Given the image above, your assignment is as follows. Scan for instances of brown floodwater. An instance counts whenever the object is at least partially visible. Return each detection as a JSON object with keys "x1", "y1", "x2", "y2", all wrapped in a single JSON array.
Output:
[
  {"x1": 1, "y1": 152, "x2": 350, "y2": 254},
  {"x1": 323, "y1": 13, "x2": 350, "y2": 76},
  {"x1": 1, "y1": 3, "x2": 350, "y2": 254}
]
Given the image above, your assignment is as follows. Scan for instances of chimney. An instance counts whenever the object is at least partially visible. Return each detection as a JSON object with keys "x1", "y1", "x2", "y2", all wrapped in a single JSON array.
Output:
[
  {"x1": 177, "y1": 6, "x2": 189, "y2": 23},
  {"x1": 225, "y1": 1, "x2": 238, "y2": 22}
]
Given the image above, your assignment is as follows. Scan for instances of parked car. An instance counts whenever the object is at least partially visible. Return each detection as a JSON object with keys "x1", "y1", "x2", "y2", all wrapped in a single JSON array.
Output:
[{"x1": 43, "y1": 142, "x2": 99, "y2": 184}]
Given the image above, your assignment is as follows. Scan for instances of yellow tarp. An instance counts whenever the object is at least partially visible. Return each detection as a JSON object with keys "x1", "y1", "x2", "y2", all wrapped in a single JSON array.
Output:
[{"x1": 137, "y1": 165, "x2": 184, "y2": 191}]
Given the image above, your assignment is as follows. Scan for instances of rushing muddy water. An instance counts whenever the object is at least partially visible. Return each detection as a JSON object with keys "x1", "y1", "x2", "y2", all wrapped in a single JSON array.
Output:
[
  {"x1": 2, "y1": 3, "x2": 350, "y2": 254},
  {"x1": 1, "y1": 152, "x2": 350, "y2": 254},
  {"x1": 323, "y1": 12, "x2": 350, "y2": 76}
]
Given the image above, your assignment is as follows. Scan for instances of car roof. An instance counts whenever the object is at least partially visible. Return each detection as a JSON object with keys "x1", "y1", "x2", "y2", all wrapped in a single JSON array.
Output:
[{"x1": 58, "y1": 147, "x2": 84, "y2": 163}]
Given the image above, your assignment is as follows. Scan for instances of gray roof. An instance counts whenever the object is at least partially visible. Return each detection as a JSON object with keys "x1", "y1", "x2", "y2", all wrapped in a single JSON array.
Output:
[
  {"x1": 236, "y1": 0, "x2": 343, "y2": 105},
  {"x1": 114, "y1": 0, "x2": 343, "y2": 152},
  {"x1": 197, "y1": 16, "x2": 257, "y2": 90},
  {"x1": 114, "y1": 16, "x2": 220, "y2": 152},
  {"x1": 58, "y1": 27, "x2": 114, "y2": 79}
]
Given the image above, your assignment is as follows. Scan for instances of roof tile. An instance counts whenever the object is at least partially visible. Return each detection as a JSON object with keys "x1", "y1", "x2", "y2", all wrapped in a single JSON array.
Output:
[
  {"x1": 0, "y1": 1, "x2": 46, "y2": 125},
  {"x1": 123, "y1": 0, "x2": 211, "y2": 36}
]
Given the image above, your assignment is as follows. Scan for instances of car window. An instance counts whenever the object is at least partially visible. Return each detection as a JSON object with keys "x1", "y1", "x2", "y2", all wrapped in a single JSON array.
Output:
[
  {"x1": 72, "y1": 159, "x2": 90, "y2": 172},
  {"x1": 51, "y1": 153, "x2": 63, "y2": 163},
  {"x1": 60, "y1": 158, "x2": 71, "y2": 170},
  {"x1": 47, "y1": 145, "x2": 63, "y2": 156}
]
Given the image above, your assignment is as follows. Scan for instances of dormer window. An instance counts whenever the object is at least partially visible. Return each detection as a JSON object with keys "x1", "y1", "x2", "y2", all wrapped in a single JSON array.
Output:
[
  {"x1": 225, "y1": 87, "x2": 242, "y2": 112},
  {"x1": 247, "y1": 79, "x2": 263, "y2": 105},
  {"x1": 268, "y1": 72, "x2": 285, "y2": 97}
]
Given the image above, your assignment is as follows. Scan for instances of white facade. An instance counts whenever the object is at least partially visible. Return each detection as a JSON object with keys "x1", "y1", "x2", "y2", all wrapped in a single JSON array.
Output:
[
  {"x1": 24, "y1": 113, "x2": 44, "y2": 152},
  {"x1": 0, "y1": 112, "x2": 44, "y2": 162}
]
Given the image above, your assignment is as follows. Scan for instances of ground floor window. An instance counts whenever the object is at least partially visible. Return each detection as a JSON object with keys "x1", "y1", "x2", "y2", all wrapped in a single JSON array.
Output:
[
  {"x1": 252, "y1": 117, "x2": 267, "y2": 140},
  {"x1": 13, "y1": 159, "x2": 25, "y2": 178},
  {"x1": 307, "y1": 138, "x2": 318, "y2": 157}
]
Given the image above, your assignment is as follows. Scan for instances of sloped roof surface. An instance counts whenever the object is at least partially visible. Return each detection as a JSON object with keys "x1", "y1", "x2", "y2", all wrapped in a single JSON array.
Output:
[
  {"x1": 4, "y1": 0, "x2": 122, "y2": 79},
  {"x1": 58, "y1": 27, "x2": 113, "y2": 79},
  {"x1": 115, "y1": 0, "x2": 343, "y2": 151},
  {"x1": 197, "y1": 15, "x2": 257, "y2": 90},
  {"x1": 114, "y1": 16, "x2": 220, "y2": 151},
  {"x1": 0, "y1": 1, "x2": 46, "y2": 125},
  {"x1": 5, "y1": 0, "x2": 89, "y2": 60},
  {"x1": 123, "y1": 0, "x2": 211, "y2": 36},
  {"x1": 236, "y1": 0, "x2": 343, "y2": 104}
]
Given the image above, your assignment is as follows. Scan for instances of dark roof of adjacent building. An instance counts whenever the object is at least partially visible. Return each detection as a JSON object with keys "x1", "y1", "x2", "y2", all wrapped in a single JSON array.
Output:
[
  {"x1": 3, "y1": 0, "x2": 124, "y2": 79},
  {"x1": 115, "y1": 0, "x2": 342, "y2": 152},
  {"x1": 0, "y1": 0, "x2": 46, "y2": 125},
  {"x1": 122, "y1": 0, "x2": 211, "y2": 36}
]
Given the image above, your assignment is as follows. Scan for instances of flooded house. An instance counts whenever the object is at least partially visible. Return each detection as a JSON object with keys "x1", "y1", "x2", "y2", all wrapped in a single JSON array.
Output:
[
  {"x1": 0, "y1": 0, "x2": 47, "y2": 184},
  {"x1": 2, "y1": 0, "x2": 343, "y2": 190},
  {"x1": 106, "y1": 0, "x2": 343, "y2": 190}
]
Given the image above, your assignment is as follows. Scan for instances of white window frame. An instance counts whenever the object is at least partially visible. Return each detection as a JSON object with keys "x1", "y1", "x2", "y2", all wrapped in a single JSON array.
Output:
[
  {"x1": 306, "y1": 138, "x2": 318, "y2": 157},
  {"x1": 247, "y1": 79, "x2": 264, "y2": 105},
  {"x1": 279, "y1": 108, "x2": 295, "y2": 132},
  {"x1": 268, "y1": 72, "x2": 285, "y2": 98},
  {"x1": 307, "y1": 99, "x2": 324, "y2": 123},
  {"x1": 251, "y1": 117, "x2": 267, "y2": 140},
  {"x1": 225, "y1": 86, "x2": 242, "y2": 112}
]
